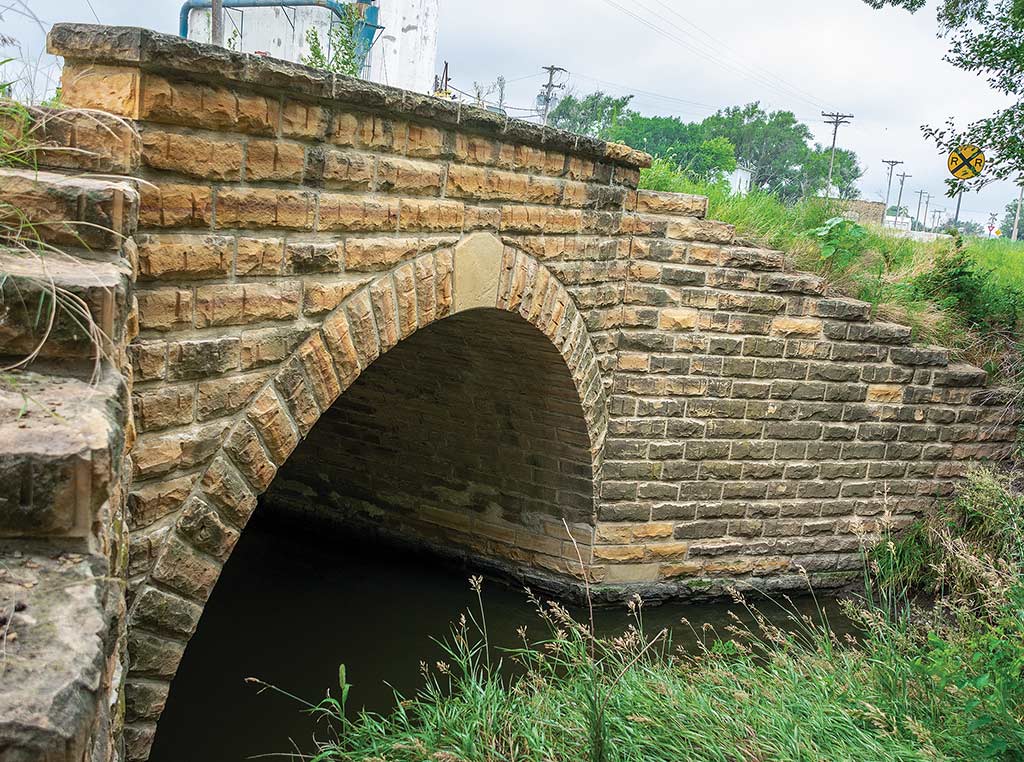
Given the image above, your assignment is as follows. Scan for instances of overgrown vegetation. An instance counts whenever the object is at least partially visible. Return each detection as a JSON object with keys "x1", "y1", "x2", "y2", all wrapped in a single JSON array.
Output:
[
  {"x1": 286, "y1": 468, "x2": 1024, "y2": 761},
  {"x1": 301, "y1": 7, "x2": 364, "y2": 78}
]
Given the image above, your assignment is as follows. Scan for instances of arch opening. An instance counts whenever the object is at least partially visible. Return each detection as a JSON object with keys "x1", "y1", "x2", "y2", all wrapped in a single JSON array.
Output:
[{"x1": 264, "y1": 307, "x2": 598, "y2": 577}]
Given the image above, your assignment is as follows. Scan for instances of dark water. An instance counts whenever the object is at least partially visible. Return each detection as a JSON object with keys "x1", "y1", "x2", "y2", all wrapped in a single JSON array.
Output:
[{"x1": 149, "y1": 510, "x2": 852, "y2": 761}]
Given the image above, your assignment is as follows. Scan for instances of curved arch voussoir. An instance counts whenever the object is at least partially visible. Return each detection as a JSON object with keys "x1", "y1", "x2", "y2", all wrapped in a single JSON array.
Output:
[{"x1": 123, "y1": 233, "x2": 609, "y2": 742}]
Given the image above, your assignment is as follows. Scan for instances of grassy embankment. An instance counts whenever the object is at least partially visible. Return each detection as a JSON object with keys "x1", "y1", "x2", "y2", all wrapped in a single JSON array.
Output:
[{"x1": 287, "y1": 468, "x2": 1024, "y2": 761}]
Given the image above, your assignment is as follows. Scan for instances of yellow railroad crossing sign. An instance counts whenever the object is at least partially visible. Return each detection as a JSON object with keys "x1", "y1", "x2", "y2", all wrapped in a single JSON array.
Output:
[{"x1": 948, "y1": 144, "x2": 986, "y2": 180}]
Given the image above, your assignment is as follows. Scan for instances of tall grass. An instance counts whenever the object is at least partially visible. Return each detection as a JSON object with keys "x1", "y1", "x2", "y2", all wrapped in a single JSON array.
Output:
[{"x1": 287, "y1": 467, "x2": 1024, "y2": 762}]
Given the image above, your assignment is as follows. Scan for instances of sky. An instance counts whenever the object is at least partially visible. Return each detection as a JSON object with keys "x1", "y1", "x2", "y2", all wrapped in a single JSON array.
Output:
[{"x1": 2, "y1": 0, "x2": 1020, "y2": 227}]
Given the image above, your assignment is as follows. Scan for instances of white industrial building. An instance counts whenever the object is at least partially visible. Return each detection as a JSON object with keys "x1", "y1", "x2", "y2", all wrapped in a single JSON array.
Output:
[{"x1": 184, "y1": 0, "x2": 439, "y2": 94}]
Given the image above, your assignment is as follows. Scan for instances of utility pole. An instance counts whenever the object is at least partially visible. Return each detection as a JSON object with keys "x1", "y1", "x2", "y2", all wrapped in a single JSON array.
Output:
[
  {"x1": 894, "y1": 171, "x2": 912, "y2": 227},
  {"x1": 821, "y1": 112, "x2": 854, "y2": 200},
  {"x1": 538, "y1": 65, "x2": 567, "y2": 126},
  {"x1": 931, "y1": 208, "x2": 945, "y2": 231},
  {"x1": 881, "y1": 159, "x2": 903, "y2": 225},
  {"x1": 211, "y1": 0, "x2": 223, "y2": 45},
  {"x1": 914, "y1": 189, "x2": 926, "y2": 231},
  {"x1": 923, "y1": 192, "x2": 932, "y2": 232},
  {"x1": 1013, "y1": 181, "x2": 1023, "y2": 241},
  {"x1": 953, "y1": 182, "x2": 966, "y2": 226}
]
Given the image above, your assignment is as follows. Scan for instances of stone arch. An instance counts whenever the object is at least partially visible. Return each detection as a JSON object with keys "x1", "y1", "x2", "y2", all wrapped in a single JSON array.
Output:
[{"x1": 122, "y1": 233, "x2": 607, "y2": 753}]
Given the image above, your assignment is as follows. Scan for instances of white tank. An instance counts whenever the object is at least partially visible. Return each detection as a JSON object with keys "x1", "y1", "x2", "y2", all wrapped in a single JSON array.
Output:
[
  {"x1": 186, "y1": 0, "x2": 439, "y2": 94},
  {"x1": 365, "y1": 0, "x2": 440, "y2": 95}
]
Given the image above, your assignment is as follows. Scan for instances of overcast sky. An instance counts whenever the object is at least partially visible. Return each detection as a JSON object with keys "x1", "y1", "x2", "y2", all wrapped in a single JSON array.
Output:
[{"x1": 3, "y1": 0, "x2": 1020, "y2": 226}]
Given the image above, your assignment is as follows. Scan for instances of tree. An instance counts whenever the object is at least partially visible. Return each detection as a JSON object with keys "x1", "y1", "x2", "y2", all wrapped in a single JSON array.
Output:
[
  {"x1": 547, "y1": 91, "x2": 633, "y2": 138},
  {"x1": 605, "y1": 113, "x2": 737, "y2": 178},
  {"x1": 957, "y1": 220, "x2": 986, "y2": 236},
  {"x1": 605, "y1": 113, "x2": 702, "y2": 157},
  {"x1": 700, "y1": 103, "x2": 818, "y2": 202},
  {"x1": 864, "y1": 0, "x2": 1024, "y2": 191},
  {"x1": 800, "y1": 146, "x2": 863, "y2": 199},
  {"x1": 301, "y1": 7, "x2": 362, "y2": 78},
  {"x1": 1001, "y1": 196, "x2": 1023, "y2": 240}
]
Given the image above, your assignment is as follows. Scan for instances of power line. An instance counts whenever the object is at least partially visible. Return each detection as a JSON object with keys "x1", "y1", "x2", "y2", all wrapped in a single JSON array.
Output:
[
  {"x1": 645, "y1": 0, "x2": 826, "y2": 110},
  {"x1": 636, "y1": 0, "x2": 827, "y2": 110},
  {"x1": 822, "y1": 112, "x2": 854, "y2": 200},
  {"x1": 596, "y1": 0, "x2": 827, "y2": 111}
]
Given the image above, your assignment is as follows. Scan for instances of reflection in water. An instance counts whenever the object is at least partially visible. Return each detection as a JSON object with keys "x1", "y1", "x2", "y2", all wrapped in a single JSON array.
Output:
[{"x1": 149, "y1": 510, "x2": 852, "y2": 761}]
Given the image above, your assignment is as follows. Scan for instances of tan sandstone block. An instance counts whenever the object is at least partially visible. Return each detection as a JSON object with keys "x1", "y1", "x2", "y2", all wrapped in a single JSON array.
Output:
[
  {"x1": 399, "y1": 199, "x2": 465, "y2": 232},
  {"x1": 297, "y1": 332, "x2": 342, "y2": 409},
  {"x1": 345, "y1": 290, "x2": 380, "y2": 367},
  {"x1": 133, "y1": 385, "x2": 193, "y2": 432},
  {"x1": 280, "y1": 99, "x2": 325, "y2": 138},
  {"x1": 141, "y1": 129, "x2": 243, "y2": 181},
  {"x1": 216, "y1": 188, "x2": 313, "y2": 230},
  {"x1": 359, "y1": 114, "x2": 406, "y2": 151},
  {"x1": 137, "y1": 288, "x2": 194, "y2": 332},
  {"x1": 322, "y1": 149, "x2": 374, "y2": 190},
  {"x1": 659, "y1": 307, "x2": 699, "y2": 331},
  {"x1": 247, "y1": 387, "x2": 299, "y2": 465},
  {"x1": 317, "y1": 194, "x2": 398, "y2": 232},
  {"x1": 196, "y1": 371, "x2": 270, "y2": 421},
  {"x1": 139, "y1": 183, "x2": 212, "y2": 229},
  {"x1": 369, "y1": 280, "x2": 400, "y2": 352},
  {"x1": 303, "y1": 277, "x2": 371, "y2": 315},
  {"x1": 61, "y1": 63, "x2": 140, "y2": 117},
  {"x1": 235, "y1": 237, "x2": 284, "y2": 275},
  {"x1": 138, "y1": 234, "x2": 231, "y2": 280},
  {"x1": 452, "y1": 233, "x2": 501, "y2": 313},
  {"x1": 235, "y1": 91, "x2": 280, "y2": 135},
  {"x1": 245, "y1": 140, "x2": 305, "y2": 182},
  {"x1": 194, "y1": 282, "x2": 301, "y2": 327},
  {"x1": 344, "y1": 237, "x2": 421, "y2": 271},
  {"x1": 771, "y1": 316, "x2": 823, "y2": 338},
  {"x1": 201, "y1": 456, "x2": 257, "y2": 527},
  {"x1": 406, "y1": 123, "x2": 447, "y2": 158},
  {"x1": 393, "y1": 263, "x2": 417, "y2": 339},
  {"x1": 867, "y1": 384, "x2": 904, "y2": 403},
  {"x1": 436, "y1": 248, "x2": 454, "y2": 317},
  {"x1": 225, "y1": 419, "x2": 278, "y2": 491},
  {"x1": 414, "y1": 254, "x2": 437, "y2": 324},
  {"x1": 151, "y1": 534, "x2": 222, "y2": 602},
  {"x1": 377, "y1": 156, "x2": 443, "y2": 195},
  {"x1": 128, "y1": 474, "x2": 195, "y2": 530},
  {"x1": 330, "y1": 112, "x2": 360, "y2": 146},
  {"x1": 321, "y1": 310, "x2": 361, "y2": 384},
  {"x1": 240, "y1": 326, "x2": 305, "y2": 369},
  {"x1": 453, "y1": 133, "x2": 498, "y2": 165}
]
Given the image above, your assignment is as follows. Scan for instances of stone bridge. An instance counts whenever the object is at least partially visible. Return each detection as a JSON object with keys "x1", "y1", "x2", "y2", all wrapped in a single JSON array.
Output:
[{"x1": 0, "y1": 24, "x2": 1016, "y2": 761}]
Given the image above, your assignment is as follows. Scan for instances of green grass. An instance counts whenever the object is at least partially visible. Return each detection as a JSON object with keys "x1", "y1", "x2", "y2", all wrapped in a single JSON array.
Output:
[
  {"x1": 290, "y1": 468, "x2": 1024, "y2": 762},
  {"x1": 966, "y1": 238, "x2": 1024, "y2": 291}
]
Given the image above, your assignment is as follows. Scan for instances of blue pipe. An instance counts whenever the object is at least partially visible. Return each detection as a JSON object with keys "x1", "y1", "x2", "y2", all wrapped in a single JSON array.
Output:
[{"x1": 179, "y1": 0, "x2": 379, "y2": 68}]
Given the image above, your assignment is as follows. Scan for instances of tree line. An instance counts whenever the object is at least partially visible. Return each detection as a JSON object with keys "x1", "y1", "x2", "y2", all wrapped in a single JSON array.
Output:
[{"x1": 548, "y1": 93, "x2": 863, "y2": 203}]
